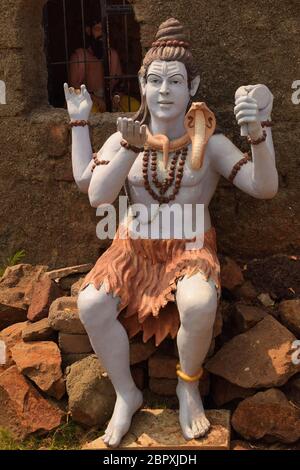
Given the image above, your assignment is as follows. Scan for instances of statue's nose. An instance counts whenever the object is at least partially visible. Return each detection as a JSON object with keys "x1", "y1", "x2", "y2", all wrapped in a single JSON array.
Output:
[{"x1": 159, "y1": 80, "x2": 170, "y2": 94}]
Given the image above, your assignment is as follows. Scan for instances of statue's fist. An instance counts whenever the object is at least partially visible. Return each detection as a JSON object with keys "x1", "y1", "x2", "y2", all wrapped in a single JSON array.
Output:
[
  {"x1": 117, "y1": 117, "x2": 147, "y2": 149},
  {"x1": 64, "y1": 83, "x2": 93, "y2": 121},
  {"x1": 234, "y1": 84, "x2": 273, "y2": 137}
]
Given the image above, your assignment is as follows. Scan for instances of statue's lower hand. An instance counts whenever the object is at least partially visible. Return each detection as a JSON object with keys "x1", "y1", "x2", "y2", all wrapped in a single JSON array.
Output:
[
  {"x1": 117, "y1": 117, "x2": 147, "y2": 149},
  {"x1": 64, "y1": 83, "x2": 92, "y2": 121}
]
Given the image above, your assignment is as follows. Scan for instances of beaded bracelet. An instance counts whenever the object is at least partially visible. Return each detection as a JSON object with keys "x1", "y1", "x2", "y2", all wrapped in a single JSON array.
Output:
[
  {"x1": 261, "y1": 120, "x2": 272, "y2": 128},
  {"x1": 69, "y1": 120, "x2": 90, "y2": 128},
  {"x1": 228, "y1": 152, "x2": 252, "y2": 183},
  {"x1": 247, "y1": 129, "x2": 267, "y2": 146},
  {"x1": 120, "y1": 139, "x2": 144, "y2": 154}
]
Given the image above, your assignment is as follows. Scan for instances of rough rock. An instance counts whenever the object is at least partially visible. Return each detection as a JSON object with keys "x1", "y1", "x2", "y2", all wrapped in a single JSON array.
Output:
[
  {"x1": 211, "y1": 375, "x2": 255, "y2": 407},
  {"x1": 22, "y1": 318, "x2": 54, "y2": 342},
  {"x1": 220, "y1": 257, "x2": 244, "y2": 291},
  {"x1": 283, "y1": 373, "x2": 300, "y2": 407},
  {"x1": 213, "y1": 303, "x2": 223, "y2": 338},
  {"x1": 83, "y1": 409, "x2": 231, "y2": 450},
  {"x1": 234, "y1": 281, "x2": 258, "y2": 301},
  {"x1": 0, "y1": 264, "x2": 47, "y2": 329},
  {"x1": 232, "y1": 388, "x2": 300, "y2": 443},
  {"x1": 0, "y1": 321, "x2": 28, "y2": 368},
  {"x1": 71, "y1": 277, "x2": 85, "y2": 297},
  {"x1": 49, "y1": 296, "x2": 86, "y2": 334},
  {"x1": 62, "y1": 352, "x2": 91, "y2": 368},
  {"x1": 11, "y1": 341, "x2": 65, "y2": 399},
  {"x1": 278, "y1": 299, "x2": 300, "y2": 337},
  {"x1": 130, "y1": 338, "x2": 156, "y2": 365},
  {"x1": 0, "y1": 366, "x2": 63, "y2": 440},
  {"x1": 131, "y1": 366, "x2": 146, "y2": 390},
  {"x1": 148, "y1": 353, "x2": 177, "y2": 379},
  {"x1": 206, "y1": 315, "x2": 300, "y2": 388},
  {"x1": 231, "y1": 303, "x2": 268, "y2": 333},
  {"x1": 47, "y1": 264, "x2": 93, "y2": 281},
  {"x1": 231, "y1": 440, "x2": 253, "y2": 450},
  {"x1": 58, "y1": 332, "x2": 93, "y2": 354},
  {"x1": 66, "y1": 355, "x2": 115, "y2": 427},
  {"x1": 27, "y1": 273, "x2": 63, "y2": 322}
]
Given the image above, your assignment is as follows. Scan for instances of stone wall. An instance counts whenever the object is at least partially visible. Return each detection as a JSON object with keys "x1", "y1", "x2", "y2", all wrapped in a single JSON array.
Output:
[{"x1": 0, "y1": 0, "x2": 300, "y2": 269}]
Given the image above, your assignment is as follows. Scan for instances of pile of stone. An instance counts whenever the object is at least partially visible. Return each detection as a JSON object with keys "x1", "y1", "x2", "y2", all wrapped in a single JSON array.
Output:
[{"x1": 0, "y1": 256, "x2": 299, "y2": 448}]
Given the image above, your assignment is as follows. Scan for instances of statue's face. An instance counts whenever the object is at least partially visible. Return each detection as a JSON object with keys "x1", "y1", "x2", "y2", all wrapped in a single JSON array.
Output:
[{"x1": 145, "y1": 60, "x2": 190, "y2": 121}]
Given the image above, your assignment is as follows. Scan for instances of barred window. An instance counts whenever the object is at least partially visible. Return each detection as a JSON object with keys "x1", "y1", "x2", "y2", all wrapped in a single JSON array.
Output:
[{"x1": 43, "y1": 0, "x2": 142, "y2": 112}]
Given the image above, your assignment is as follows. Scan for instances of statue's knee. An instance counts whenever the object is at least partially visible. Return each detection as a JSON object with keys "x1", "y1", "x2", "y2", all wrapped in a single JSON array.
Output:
[
  {"x1": 178, "y1": 285, "x2": 217, "y2": 332},
  {"x1": 77, "y1": 284, "x2": 112, "y2": 328}
]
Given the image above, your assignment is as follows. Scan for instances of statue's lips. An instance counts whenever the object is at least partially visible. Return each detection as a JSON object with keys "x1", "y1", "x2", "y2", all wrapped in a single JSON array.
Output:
[{"x1": 158, "y1": 101, "x2": 173, "y2": 105}]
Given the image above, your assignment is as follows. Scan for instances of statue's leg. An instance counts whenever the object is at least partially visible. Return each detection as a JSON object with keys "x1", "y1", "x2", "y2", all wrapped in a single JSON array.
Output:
[
  {"x1": 77, "y1": 283, "x2": 143, "y2": 447},
  {"x1": 175, "y1": 272, "x2": 218, "y2": 440}
]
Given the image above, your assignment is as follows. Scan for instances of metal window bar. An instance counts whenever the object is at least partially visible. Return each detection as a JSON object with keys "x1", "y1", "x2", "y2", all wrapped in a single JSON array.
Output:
[{"x1": 45, "y1": 0, "x2": 138, "y2": 112}]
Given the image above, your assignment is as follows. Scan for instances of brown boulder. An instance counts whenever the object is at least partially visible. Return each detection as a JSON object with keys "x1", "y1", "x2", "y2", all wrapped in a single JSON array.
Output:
[
  {"x1": 283, "y1": 373, "x2": 300, "y2": 407},
  {"x1": 278, "y1": 299, "x2": 300, "y2": 336},
  {"x1": 213, "y1": 303, "x2": 223, "y2": 338},
  {"x1": 130, "y1": 338, "x2": 156, "y2": 365},
  {"x1": 62, "y1": 353, "x2": 91, "y2": 368},
  {"x1": 71, "y1": 277, "x2": 85, "y2": 297},
  {"x1": 220, "y1": 257, "x2": 244, "y2": 291},
  {"x1": 48, "y1": 296, "x2": 86, "y2": 334},
  {"x1": 47, "y1": 264, "x2": 93, "y2": 281},
  {"x1": 232, "y1": 389, "x2": 300, "y2": 443},
  {"x1": 234, "y1": 281, "x2": 258, "y2": 301},
  {"x1": 206, "y1": 315, "x2": 300, "y2": 388},
  {"x1": 232, "y1": 303, "x2": 268, "y2": 333},
  {"x1": 149, "y1": 353, "x2": 177, "y2": 379},
  {"x1": 11, "y1": 341, "x2": 65, "y2": 399},
  {"x1": 231, "y1": 440, "x2": 253, "y2": 450},
  {"x1": 0, "y1": 264, "x2": 47, "y2": 329},
  {"x1": 22, "y1": 318, "x2": 54, "y2": 342},
  {"x1": 58, "y1": 332, "x2": 93, "y2": 354},
  {"x1": 66, "y1": 355, "x2": 115, "y2": 427},
  {"x1": 27, "y1": 273, "x2": 63, "y2": 322},
  {"x1": 0, "y1": 366, "x2": 63, "y2": 440},
  {"x1": 211, "y1": 375, "x2": 255, "y2": 407}
]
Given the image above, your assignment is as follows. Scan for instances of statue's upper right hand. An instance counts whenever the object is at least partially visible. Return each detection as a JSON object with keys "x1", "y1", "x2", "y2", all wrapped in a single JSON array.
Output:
[{"x1": 64, "y1": 83, "x2": 93, "y2": 121}]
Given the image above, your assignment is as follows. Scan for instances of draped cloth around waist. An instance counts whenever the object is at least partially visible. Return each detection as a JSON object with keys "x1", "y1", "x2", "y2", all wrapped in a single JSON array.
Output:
[{"x1": 80, "y1": 226, "x2": 221, "y2": 346}]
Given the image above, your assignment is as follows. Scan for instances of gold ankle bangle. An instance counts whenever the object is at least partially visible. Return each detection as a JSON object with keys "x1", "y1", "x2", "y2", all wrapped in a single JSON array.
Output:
[{"x1": 176, "y1": 363, "x2": 203, "y2": 382}]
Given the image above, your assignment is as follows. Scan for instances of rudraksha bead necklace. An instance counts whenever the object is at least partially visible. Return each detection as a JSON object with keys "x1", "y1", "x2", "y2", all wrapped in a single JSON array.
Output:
[{"x1": 142, "y1": 146, "x2": 188, "y2": 204}]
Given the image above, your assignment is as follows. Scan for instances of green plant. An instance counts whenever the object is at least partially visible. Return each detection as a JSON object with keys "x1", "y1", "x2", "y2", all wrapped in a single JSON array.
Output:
[{"x1": 0, "y1": 249, "x2": 26, "y2": 277}]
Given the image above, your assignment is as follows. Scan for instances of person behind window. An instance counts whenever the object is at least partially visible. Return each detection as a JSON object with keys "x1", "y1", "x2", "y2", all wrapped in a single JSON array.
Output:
[{"x1": 69, "y1": 18, "x2": 123, "y2": 112}]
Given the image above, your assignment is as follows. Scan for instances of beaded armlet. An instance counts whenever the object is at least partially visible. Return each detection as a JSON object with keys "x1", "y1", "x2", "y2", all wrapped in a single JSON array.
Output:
[{"x1": 91, "y1": 153, "x2": 110, "y2": 172}]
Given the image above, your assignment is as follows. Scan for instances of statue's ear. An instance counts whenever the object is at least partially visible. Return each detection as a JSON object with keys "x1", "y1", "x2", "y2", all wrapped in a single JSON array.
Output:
[
  {"x1": 190, "y1": 75, "x2": 200, "y2": 97},
  {"x1": 139, "y1": 75, "x2": 146, "y2": 96}
]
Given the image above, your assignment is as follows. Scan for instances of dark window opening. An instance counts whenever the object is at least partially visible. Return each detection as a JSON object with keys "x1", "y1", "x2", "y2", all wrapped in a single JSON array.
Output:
[{"x1": 43, "y1": 0, "x2": 142, "y2": 112}]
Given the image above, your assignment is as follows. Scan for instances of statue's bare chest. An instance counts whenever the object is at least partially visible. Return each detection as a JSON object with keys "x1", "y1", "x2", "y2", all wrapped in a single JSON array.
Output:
[{"x1": 127, "y1": 147, "x2": 209, "y2": 188}]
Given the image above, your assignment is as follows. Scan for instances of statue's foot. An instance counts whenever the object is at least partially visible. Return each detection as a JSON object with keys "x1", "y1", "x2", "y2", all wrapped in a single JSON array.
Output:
[
  {"x1": 101, "y1": 387, "x2": 143, "y2": 448},
  {"x1": 176, "y1": 379, "x2": 210, "y2": 440}
]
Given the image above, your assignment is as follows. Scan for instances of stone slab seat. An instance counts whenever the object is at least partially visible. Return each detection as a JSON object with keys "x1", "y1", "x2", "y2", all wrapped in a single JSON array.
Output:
[{"x1": 82, "y1": 409, "x2": 230, "y2": 450}]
